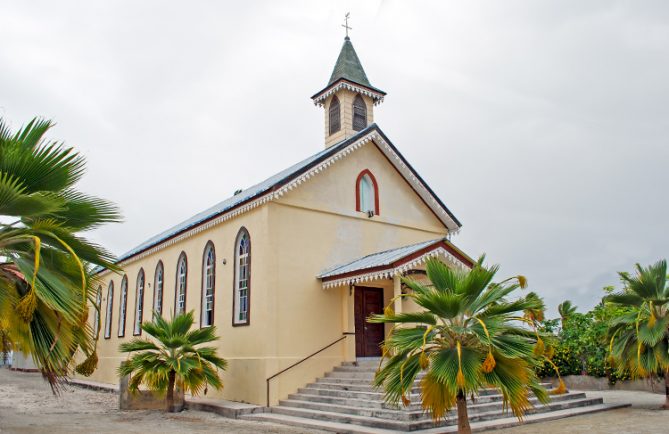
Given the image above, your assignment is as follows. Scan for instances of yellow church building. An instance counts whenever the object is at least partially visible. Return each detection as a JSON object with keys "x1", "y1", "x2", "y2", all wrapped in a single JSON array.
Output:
[{"x1": 87, "y1": 35, "x2": 475, "y2": 407}]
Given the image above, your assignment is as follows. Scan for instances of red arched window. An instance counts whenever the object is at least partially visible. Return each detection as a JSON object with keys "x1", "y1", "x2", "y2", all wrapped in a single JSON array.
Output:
[{"x1": 355, "y1": 169, "x2": 379, "y2": 215}]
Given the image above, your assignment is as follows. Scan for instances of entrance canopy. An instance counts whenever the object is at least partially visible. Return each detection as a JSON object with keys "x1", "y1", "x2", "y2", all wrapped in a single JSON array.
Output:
[{"x1": 318, "y1": 238, "x2": 474, "y2": 289}]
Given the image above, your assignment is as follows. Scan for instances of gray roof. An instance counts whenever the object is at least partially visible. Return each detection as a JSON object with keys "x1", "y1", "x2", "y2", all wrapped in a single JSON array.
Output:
[
  {"x1": 318, "y1": 238, "x2": 445, "y2": 278},
  {"x1": 97, "y1": 124, "x2": 461, "y2": 272},
  {"x1": 109, "y1": 125, "x2": 376, "y2": 266}
]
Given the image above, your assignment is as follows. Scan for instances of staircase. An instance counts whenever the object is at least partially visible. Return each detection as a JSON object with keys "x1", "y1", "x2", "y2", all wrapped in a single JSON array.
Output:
[{"x1": 245, "y1": 359, "x2": 627, "y2": 433}]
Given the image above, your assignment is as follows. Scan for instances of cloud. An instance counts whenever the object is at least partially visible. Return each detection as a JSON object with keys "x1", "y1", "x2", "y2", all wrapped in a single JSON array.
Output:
[{"x1": 1, "y1": 0, "x2": 667, "y2": 316}]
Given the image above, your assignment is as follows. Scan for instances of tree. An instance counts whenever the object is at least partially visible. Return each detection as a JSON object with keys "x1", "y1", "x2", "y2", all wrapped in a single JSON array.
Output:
[
  {"x1": 370, "y1": 257, "x2": 549, "y2": 434},
  {"x1": 0, "y1": 117, "x2": 120, "y2": 389},
  {"x1": 118, "y1": 311, "x2": 227, "y2": 412},
  {"x1": 557, "y1": 300, "x2": 577, "y2": 328},
  {"x1": 605, "y1": 259, "x2": 669, "y2": 409}
]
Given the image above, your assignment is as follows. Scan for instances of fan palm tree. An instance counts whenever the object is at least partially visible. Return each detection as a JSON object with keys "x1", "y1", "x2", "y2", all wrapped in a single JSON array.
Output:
[
  {"x1": 370, "y1": 257, "x2": 549, "y2": 434},
  {"x1": 557, "y1": 300, "x2": 577, "y2": 328},
  {"x1": 605, "y1": 259, "x2": 669, "y2": 409},
  {"x1": 0, "y1": 117, "x2": 120, "y2": 389},
  {"x1": 118, "y1": 311, "x2": 227, "y2": 412}
]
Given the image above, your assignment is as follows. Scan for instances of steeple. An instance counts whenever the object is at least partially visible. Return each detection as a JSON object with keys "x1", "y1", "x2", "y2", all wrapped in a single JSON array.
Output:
[
  {"x1": 312, "y1": 35, "x2": 386, "y2": 148},
  {"x1": 328, "y1": 37, "x2": 372, "y2": 88}
]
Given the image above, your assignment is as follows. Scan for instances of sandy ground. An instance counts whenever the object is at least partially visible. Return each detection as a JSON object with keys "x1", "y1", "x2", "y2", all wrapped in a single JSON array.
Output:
[
  {"x1": 495, "y1": 389, "x2": 668, "y2": 434},
  {"x1": 0, "y1": 369, "x2": 325, "y2": 434},
  {"x1": 1, "y1": 368, "x2": 667, "y2": 434}
]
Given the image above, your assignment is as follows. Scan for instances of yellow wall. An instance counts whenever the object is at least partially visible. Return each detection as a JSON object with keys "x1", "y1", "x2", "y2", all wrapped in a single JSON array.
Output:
[
  {"x1": 88, "y1": 205, "x2": 276, "y2": 405},
  {"x1": 81, "y1": 137, "x2": 450, "y2": 406},
  {"x1": 324, "y1": 90, "x2": 375, "y2": 148},
  {"x1": 266, "y1": 139, "x2": 448, "y2": 403}
]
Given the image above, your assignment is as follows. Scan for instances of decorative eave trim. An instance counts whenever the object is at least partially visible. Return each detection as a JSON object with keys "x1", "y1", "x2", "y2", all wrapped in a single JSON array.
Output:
[
  {"x1": 312, "y1": 80, "x2": 385, "y2": 107},
  {"x1": 370, "y1": 133, "x2": 461, "y2": 233},
  {"x1": 97, "y1": 127, "x2": 459, "y2": 274},
  {"x1": 97, "y1": 131, "x2": 379, "y2": 274},
  {"x1": 320, "y1": 247, "x2": 469, "y2": 289}
]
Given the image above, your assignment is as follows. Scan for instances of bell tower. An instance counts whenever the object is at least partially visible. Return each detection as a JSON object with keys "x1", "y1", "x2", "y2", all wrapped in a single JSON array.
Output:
[{"x1": 311, "y1": 33, "x2": 386, "y2": 148}]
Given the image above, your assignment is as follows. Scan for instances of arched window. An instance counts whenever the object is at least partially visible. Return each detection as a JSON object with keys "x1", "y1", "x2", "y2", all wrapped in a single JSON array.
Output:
[
  {"x1": 329, "y1": 96, "x2": 341, "y2": 135},
  {"x1": 233, "y1": 228, "x2": 251, "y2": 326},
  {"x1": 93, "y1": 285, "x2": 102, "y2": 338},
  {"x1": 352, "y1": 94, "x2": 367, "y2": 131},
  {"x1": 153, "y1": 261, "x2": 164, "y2": 319},
  {"x1": 133, "y1": 269, "x2": 145, "y2": 335},
  {"x1": 118, "y1": 275, "x2": 128, "y2": 337},
  {"x1": 201, "y1": 242, "x2": 216, "y2": 327},
  {"x1": 175, "y1": 253, "x2": 188, "y2": 316},
  {"x1": 355, "y1": 169, "x2": 379, "y2": 215},
  {"x1": 104, "y1": 282, "x2": 114, "y2": 339}
]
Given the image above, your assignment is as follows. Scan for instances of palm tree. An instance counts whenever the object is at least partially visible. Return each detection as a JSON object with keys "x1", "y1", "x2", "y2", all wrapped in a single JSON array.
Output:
[
  {"x1": 0, "y1": 117, "x2": 120, "y2": 389},
  {"x1": 557, "y1": 300, "x2": 577, "y2": 327},
  {"x1": 605, "y1": 259, "x2": 669, "y2": 409},
  {"x1": 118, "y1": 311, "x2": 227, "y2": 412},
  {"x1": 370, "y1": 257, "x2": 549, "y2": 434}
]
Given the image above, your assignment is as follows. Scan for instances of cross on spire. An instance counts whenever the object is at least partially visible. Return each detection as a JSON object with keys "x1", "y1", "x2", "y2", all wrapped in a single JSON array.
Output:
[{"x1": 342, "y1": 12, "x2": 352, "y2": 38}]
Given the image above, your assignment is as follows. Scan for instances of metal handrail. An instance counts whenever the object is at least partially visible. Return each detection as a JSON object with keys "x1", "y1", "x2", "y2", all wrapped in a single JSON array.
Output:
[{"x1": 265, "y1": 332, "x2": 353, "y2": 407}]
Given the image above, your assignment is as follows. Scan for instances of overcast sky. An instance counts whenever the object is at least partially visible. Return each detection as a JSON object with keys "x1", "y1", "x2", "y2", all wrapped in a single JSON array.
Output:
[{"x1": 1, "y1": 1, "x2": 667, "y2": 316}]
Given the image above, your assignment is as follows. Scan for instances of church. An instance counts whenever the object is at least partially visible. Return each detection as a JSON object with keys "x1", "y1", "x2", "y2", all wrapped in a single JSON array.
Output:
[{"x1": 86, "y1": 35, "x2": 475, "y2": 406}]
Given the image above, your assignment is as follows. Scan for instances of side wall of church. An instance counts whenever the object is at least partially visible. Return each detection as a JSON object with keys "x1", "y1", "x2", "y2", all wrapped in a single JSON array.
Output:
[{"x1": 81, "y1": 205, "x2": 278, "y2": 405}]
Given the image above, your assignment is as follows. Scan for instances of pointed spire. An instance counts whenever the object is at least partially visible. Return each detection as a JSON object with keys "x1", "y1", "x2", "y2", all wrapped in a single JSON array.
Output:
[
  {"x1": 328, "y1": 37, "x2": 372, "y2": 88},
  {"x1": 311, "y1": 36, "x2": 386, "y2": 106}
]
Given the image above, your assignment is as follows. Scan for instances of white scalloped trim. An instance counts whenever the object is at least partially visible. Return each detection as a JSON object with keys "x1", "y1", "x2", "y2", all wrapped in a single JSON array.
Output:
[
  {"x1": 321, "y1": 247, "x2": 469, "y2": 289},
  {"x1": 313, "y1": 81, "x2": 385, "y2": 107},
  {"x1": 105, "y1": 129, "x2": 458, "y2": 271}
]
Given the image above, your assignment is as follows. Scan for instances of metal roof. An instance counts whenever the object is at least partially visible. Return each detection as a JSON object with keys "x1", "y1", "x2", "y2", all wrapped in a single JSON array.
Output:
[
  {"x1": 111, "y1": 126, "x2": 375, "y2": 265},
  {"x1": 318, "y1": 238, "x2": 444, "y2": 278},
  {"x1": 97, "y1": 124, "x2": 462, "y2": 272}
]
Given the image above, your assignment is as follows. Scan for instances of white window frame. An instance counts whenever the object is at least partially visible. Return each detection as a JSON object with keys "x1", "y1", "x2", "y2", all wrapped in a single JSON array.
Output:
[
  {"x1": 233, "y1": 230, "x2": 250, "y2": 325},
  {"x1": 201, "y1": 244, "x2": 215, "y2": 327},
  {"x1": 93, "y1": 285, "x2": 102, "y2": 338},
  {"x1": 133, "y1": 270, "x2": 145, "y2": 335},
  {"x1": 154, "y1": 262, "x2": 164, "y2": 318},
  {"x1": 118, "y1": 276, "x2": 128, "y2": 337},
  {"x1": 175, "y1": 255, "x2": 187, "y2": 315},
  {"x1": 104, "y1": 282, "x2": 113, "y2": 339}
]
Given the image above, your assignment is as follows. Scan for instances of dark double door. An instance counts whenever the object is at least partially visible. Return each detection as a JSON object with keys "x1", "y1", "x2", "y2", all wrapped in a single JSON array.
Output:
[{"x1": 354, "y1": 286, "x2": 385, "y2": 357}]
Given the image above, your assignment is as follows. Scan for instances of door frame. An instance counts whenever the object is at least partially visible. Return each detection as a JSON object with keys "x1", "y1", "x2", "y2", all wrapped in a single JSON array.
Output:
[{"x1": 354, "y1": 286, "x2": 385, "y2": 357}]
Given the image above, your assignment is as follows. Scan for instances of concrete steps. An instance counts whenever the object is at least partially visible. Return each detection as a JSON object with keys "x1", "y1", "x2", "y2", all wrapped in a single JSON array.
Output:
[
  {"x1": 248, "y1": 403, "x2": 629, "y2": 434},
  {"x1": 243, "y1": 360, "x2": 626, "y2": 433},
  {"x1": 284, "y1": 391, "x2": 589, "y2": 414}
]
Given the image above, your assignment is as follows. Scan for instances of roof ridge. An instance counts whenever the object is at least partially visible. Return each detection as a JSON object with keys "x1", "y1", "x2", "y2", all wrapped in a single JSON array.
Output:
[
  {"x1": 97, "y1": 122, "x2": 461, "y2": 272},
  {"x1": 106, "y1": 126, "x2": 379, "y2": 266}
]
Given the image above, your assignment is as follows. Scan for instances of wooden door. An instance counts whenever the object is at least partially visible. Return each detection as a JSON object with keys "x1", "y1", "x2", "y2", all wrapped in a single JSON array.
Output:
[{"x1": 354, "y1": 286, "x2": 385, "y2": 357}]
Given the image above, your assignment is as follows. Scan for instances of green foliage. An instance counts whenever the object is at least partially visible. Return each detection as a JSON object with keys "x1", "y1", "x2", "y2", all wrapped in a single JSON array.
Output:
[
  {"x1": 605, "y1": 260, "x2": 669, "y2": 380},
  {"x1": 0, "y1": 117, "x2": 121, "y2": 390},
  {"x1": 536, "y1": 287, "x2": 637, "y2": 385},
  {"x1": 118, "y1": 311, "x2": 227, "y2": 411},
  {"x1": 371, "y1": 256, "x2": 548, "y2": 428}
]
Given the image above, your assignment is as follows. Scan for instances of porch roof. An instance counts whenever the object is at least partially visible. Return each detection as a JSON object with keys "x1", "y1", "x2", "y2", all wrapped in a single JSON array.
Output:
[{"x1": 318, "y1": 238, "x2": 474, "y2": 289}]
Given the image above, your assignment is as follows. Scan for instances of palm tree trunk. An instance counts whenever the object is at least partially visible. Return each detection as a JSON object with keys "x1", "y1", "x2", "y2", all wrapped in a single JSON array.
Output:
[
  {"x1": 167, "y1": 370, "x2": 176, "y2": 413},
  {"x1": 456, "y1": 390, "x2": 472, "y2": 434},
  {"x1": 663, "y1": 368, "x2": 669, "y2": 410}
]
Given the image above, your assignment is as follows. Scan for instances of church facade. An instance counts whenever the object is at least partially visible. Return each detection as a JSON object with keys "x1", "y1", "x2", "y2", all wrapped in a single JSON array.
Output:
[{"x1": 86, "y1": 36, "x2": 474, "y2": 406}]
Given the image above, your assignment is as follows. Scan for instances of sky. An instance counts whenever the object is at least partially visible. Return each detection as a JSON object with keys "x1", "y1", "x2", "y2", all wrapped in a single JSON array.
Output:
[{"x1": 1, "y1": 0, "x2": 667, "y2": 317}]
